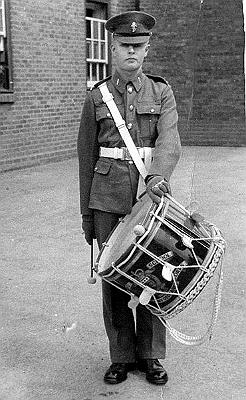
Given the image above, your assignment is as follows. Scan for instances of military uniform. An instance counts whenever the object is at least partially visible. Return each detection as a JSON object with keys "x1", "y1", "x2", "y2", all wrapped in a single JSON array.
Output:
[
  {"x1": 78, "y1": 70, "x2": 181, "y2": 216},
  {"x1": 77, "y1": 11, "x2": 181, "y2": 369}
]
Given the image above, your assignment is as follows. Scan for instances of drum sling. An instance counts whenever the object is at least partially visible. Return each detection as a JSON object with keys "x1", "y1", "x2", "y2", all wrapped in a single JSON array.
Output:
[{"x1": 98, "y1": 82, "x2": 150, "y2": 197}]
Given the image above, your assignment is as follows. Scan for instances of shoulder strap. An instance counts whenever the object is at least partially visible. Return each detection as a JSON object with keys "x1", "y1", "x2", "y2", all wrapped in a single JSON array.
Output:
[
  {"x1": 98, "y1": 82, "x2": 148, "y2": 180},
  {"x1": 146, "y1": 74, "x2": 169, "y2": 85}
]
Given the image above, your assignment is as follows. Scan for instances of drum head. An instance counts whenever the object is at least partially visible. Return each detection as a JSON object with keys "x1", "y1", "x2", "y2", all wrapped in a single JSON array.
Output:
[{"x1": 96, "y1": 194, "x2": 153, "y2": 275}]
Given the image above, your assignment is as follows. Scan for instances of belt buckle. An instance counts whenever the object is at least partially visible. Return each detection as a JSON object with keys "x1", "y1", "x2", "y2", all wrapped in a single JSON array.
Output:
[{"x1": 123, "y1": 148, "x2": 132, "y2": 160}]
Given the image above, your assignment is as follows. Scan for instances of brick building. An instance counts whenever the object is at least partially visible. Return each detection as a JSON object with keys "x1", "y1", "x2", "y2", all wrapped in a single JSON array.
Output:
[{"x1": 0, "y1": 0, "x2": 245, "y2": 172}]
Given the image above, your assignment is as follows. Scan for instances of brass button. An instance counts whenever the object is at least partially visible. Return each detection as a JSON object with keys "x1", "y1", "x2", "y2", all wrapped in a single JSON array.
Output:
[
  {"x1": 127, "y1": 123, "x2": 133, "y2": 129},
  {"x1": 150, "y1": 108, "x2": 155, "y2": 113},
  {"x1": 128, "y1": 86, "x2": 133, "y2": 94},
  {"x1": 129, "y1": 105, "x2": 134, "y2": 111},
  {"x1": 107, "y1": 113, "x2": 111, "y2": 117}
]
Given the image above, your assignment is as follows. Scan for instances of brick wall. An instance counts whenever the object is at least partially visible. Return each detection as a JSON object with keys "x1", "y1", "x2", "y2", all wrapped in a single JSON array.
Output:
[
  {"x1": 0, "y1": 0, "x2": 86, "y2": 172},
  {"x1": 111, "y1": 0, "x2": 135, "y2": 15},
  {"x1": 0, "y1": 0, "x2": 138, "y2": 172},
  {"x1": 0, "y1": 0, "x2": 245, "y2": 173},
  {"x1": 141, "y1": 0, "x2": 246, "y2": 146}
]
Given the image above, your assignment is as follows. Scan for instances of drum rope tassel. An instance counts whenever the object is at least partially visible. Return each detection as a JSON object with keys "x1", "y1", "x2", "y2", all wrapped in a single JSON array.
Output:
[{"x1": 156, "y1": 259, "x2": 224, "y2": 346}]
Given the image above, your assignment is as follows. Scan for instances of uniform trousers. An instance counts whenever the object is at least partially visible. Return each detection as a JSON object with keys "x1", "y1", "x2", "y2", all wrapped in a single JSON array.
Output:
[{"x1": 94, "y1": 209, "x2": 166, "y2": 363}]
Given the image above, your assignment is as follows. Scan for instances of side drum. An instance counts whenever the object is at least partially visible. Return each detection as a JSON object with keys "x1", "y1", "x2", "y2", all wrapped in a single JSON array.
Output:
[{"x1": 95, "y1": 193, "x2": 226, "y2": 320}]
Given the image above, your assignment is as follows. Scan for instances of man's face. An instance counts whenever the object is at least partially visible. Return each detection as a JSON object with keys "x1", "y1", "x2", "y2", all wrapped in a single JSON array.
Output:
[{"x1": 111, "y1": 39, "x2": 149, "y2": 73}]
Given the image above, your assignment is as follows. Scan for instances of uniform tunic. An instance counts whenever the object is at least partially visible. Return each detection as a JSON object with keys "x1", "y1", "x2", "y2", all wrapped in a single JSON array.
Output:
[
  {"x1": 78, "y1": 69, "x2": 181, "y2": 217},
  {"x1": 77, "y1": 69, "x2": 181, "y2": 363}
]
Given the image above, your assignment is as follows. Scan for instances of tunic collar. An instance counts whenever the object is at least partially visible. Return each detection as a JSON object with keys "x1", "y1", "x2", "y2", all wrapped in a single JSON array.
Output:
[{"x1": 112, "y1": 70, "x2": 144, "y2": 93}]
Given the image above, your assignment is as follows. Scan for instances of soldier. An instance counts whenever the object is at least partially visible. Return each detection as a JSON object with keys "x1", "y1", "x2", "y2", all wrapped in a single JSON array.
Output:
[{"x1": 77, "y1": 11, "x2": 181, "y2": 385}]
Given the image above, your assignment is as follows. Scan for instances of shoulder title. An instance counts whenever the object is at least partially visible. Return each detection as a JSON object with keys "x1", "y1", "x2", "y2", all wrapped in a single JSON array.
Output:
[{"x1": 146, "y1": 74, "x2": 169, "y2": 85}]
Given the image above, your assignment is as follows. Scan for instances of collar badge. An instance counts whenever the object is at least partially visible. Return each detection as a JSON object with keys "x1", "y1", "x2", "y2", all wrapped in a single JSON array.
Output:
[{"x1": 131, "y1": 22, "x2": 137, "y2": 32}]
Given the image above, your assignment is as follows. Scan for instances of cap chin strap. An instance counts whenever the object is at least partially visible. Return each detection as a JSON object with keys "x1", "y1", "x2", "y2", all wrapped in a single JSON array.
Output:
[{"x1": 98, "y1": 82, "x2": 151, "y2": 197}]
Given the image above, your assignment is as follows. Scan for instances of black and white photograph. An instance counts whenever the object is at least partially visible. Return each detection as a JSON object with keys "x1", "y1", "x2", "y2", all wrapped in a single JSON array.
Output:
[{"x1": 0, "y1": 1, "x2": 245, "y2": 399}]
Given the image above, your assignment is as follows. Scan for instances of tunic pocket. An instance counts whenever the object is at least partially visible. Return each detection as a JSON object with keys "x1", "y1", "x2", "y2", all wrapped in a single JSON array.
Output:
[
  {"x1": 90, "y1": 158, "x2": 112, "y2": 202},
  {"x1": 94, "y1": 158, "x2": 112, "y2": 174},
  {"x1": 136, "y1": 101, "x2": 161, "y2": 143}
]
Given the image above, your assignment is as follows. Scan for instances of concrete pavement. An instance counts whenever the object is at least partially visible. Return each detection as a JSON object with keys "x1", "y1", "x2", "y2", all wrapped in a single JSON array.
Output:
[{"x1": 0, "y1": 146, "x2": 246, "y2": 400}]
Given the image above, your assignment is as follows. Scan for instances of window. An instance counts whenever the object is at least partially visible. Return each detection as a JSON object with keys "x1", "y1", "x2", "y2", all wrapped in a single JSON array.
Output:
[
  {"x1": 86, "y1": 1, "x2": 109, "y2": 89},
  {"x1": 0, "y1": 0, "x2": 12, "y2": 95}
]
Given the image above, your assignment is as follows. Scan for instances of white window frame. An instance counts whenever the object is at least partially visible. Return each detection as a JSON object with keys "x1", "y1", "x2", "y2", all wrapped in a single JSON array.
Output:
[
  {"x1": 0, "y1": 0, "x2": 6, "y2": 52},
  {"x1": 86, "y1": 16, "x2": 108, "y2": 89}
]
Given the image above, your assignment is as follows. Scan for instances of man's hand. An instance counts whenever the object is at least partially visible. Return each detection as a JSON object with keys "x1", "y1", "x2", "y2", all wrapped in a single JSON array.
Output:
[
  {"x1": 146, "y1": 175, "x2": 170, "y2": 204},
  {"x1": 82, "y1": 215, "x2": 96, "y2": 245}
]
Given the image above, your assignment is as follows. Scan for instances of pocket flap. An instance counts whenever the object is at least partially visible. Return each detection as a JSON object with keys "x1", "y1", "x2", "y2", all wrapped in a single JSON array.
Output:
[
  {"x1": 137, "y1": 102, "x2": 161, "y2": 115},
  {"x1": 95, "y1": 106, "x2": 112, "y2": 121},
  {"x1": 94, "y1": 159, "x2": 112, "y2": 174}
]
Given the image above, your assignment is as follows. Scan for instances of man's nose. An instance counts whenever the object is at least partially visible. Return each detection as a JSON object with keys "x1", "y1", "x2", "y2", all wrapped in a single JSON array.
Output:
[{"x1": 128, "y1": 45, "x2": 135, "y2": 53}]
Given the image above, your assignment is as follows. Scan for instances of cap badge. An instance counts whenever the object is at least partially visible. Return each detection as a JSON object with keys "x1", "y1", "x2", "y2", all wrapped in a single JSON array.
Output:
[{"x1": 131, "y1": 22, "x2": 137, "y2": 32}]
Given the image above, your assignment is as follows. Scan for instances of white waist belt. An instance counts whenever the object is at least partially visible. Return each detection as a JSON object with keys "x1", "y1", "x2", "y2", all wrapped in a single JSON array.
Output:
[{"x1": 100, "y1": 146, "x2": 153, "y2": 161}]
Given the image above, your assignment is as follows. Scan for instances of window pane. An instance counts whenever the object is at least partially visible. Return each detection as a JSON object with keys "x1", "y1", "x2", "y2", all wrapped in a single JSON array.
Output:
[
  {"x1": 94, "y1": 42, "x2": 99, "y2": 59},
  {"x1": 86, "y1": 40, "x2": 92, "y2": 58},
  {"x1": 93, "y1": 21, "x2": 98, "y2": 39},
  {"x1": 0, "y1": 64, "x2": 9, "y2": 90},
  {"x1": 0, "y1": 14, "x2": 3, "y2": 32},
  {"x1": 99, "y1": 64, "x2": 104, "y2": 80},
  {"x1": 100, "y1": 22, "x2": 105, "y2": 40},
  {"x1": 87, "y1": 63, "x2": 91, "y2": 81},
  {"x1": 92, "y1": 63, "x2": 97, "y2": 81},
  {"x1": 86, "y1": 19, "x2": 91, "y2": 38},
  {"x1": 101, "y1": 43, "x2": 105, "y2": 60}
]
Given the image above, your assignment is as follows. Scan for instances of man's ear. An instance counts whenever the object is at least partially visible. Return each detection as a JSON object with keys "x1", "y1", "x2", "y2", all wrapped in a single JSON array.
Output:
[{"x1": 111, "y1": 43, "x2": 115, "y2": 53}]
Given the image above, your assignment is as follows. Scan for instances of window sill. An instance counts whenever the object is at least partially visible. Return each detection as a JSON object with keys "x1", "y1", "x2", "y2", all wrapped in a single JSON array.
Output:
[{"x1": 0, "y1": 92, "x2": 15, "y2": 103}]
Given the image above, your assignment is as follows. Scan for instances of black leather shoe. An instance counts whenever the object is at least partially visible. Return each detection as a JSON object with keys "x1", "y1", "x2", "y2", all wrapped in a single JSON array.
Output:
[
  {"x1": 138, "y1": 359, "x2": 168, "y2": 385},
  {"x1": 104, "y1": 363, "x2": 135, "y2": 384}
]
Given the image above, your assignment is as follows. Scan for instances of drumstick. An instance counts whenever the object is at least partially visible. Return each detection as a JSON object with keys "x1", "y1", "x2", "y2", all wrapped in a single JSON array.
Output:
[{"x1": 87, "y1": 240, "x2": 97, "y2": 284}]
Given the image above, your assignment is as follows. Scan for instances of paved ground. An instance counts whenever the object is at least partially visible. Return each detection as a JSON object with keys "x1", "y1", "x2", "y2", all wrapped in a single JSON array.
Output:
[{"x1": 0, "y1": 146, "x2": 246, "y2": 400}]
